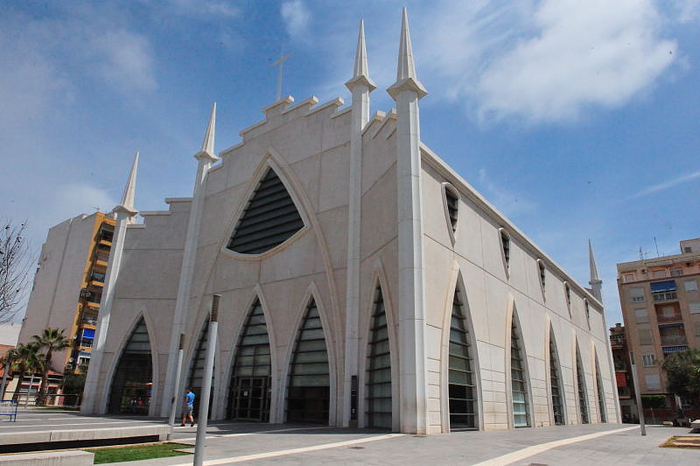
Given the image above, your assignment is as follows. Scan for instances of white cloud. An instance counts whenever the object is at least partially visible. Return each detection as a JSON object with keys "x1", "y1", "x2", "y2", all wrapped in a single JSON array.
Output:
[
  {"x1": 281, "y1": 0, "x2": 311, "y2": 41},
  {"x1": 475, "y1": 0, "x2": 677, "y2": 122},
  {"x1": 627, "y1": 169, "x2": 700, "y2": 200},
  {"x1": 89, "y1": 30, "x2": 157, "y2": 92},
  {"x1": 47, "y1": 184, "x2": 118, "y2": 226}
]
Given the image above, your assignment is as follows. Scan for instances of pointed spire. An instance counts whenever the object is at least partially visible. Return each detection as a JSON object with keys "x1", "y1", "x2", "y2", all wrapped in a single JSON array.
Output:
[
  {"x1": 196, "y1": 102, "x2": 218, "y2": 162},
  {"x1": 387, "y1": 7, "x2": 427, "y2": 100},
  {"x1": 346, "y1": 19, "x2": 376, "y2": 92},
  {"x1": 589, "y1": 239, "x2": 601, "y2": 282},
  {"x1": 115, "y1": 151, "x2": 139, "y2": 216}
]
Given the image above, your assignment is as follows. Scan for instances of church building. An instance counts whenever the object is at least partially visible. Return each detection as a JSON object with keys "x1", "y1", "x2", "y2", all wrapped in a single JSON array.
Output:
[{"x1": 81, "y1": 9, "x2": 620, "y2": 434}]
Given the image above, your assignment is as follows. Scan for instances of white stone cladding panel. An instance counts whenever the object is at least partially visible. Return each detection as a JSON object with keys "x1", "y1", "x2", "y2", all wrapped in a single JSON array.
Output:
[
  {"x1": 115, "y1": 249, "x2": 183, "y2": 300},
  {"x1": 198, "y1": 184, "x2": 247, "y2": 248},
  {"x1": 423, "y1": 238, "x2": 455, "y2": 328},
  {"x1": 317, "y1": 208, "x2": 350, "y2": 269},
  {"x1": 360, "y1": 164, "x2": 398, "y2": 260},
  {"x1": 318, "y1": 145, "x2": 351, "y2": 213}
]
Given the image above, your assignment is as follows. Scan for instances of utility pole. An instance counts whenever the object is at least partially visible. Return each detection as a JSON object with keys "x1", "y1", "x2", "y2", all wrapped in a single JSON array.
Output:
[
  {"x1": 167, "y1": 333, "x2": 186, "y2": 440},
  {"x1": 629, "y1": 351, "x2": 646, "y2": 436},
  {"x1": 193, "y1": 295, "x2": 220, "y2": 466}
]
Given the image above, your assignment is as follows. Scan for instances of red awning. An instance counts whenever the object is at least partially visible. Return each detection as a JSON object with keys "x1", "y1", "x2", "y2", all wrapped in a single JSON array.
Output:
[{"x1": 616, "y1": 372, "x2": 627, "y2": 387}]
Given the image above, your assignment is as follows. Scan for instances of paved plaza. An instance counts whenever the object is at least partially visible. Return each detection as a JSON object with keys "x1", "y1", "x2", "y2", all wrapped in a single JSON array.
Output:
[{"x1": 1, "y1": 409, "x2": 699, "y2": 465}]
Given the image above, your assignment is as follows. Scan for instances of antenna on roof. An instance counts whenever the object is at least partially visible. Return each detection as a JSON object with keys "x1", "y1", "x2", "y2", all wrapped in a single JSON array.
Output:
[
  {"x1": 271, "y1": 49, "x2": 292, "y2": 101},
  {"x1": 639, "y1": 246, "x2": 643, "y2": 260},
  {"x1": 653, "y1": 237, "x2": 660, "y2": 257}
]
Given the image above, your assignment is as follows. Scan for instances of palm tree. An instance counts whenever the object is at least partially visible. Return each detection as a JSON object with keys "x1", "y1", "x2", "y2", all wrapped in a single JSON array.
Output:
[
  {"x1": 32, "y1": 328, "x2": 70, "y2": 405},
  {"x1": 11, "y1": 342, "x2": 42, "y2": 403},
  {"x1": 0, "y1": 347, "x2": 20, "y2": 398}
]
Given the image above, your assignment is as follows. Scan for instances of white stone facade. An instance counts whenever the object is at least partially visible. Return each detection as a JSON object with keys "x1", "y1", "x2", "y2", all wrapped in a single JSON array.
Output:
[{"x1": 81, "y1": 11, "x2": 620, "y2": 434}]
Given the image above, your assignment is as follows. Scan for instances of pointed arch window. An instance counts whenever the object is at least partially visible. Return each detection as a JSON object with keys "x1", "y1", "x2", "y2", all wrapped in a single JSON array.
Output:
[
  {"x1": 575, "y1": 345, "x2": 589, "y2": 424},
  {"x1": 448, "y1": 287, "x2": 477, "y2": 430},
  {"x1": 549, "y1": 330, "x2": 565, "y2": 426},
  {"x1": 366, "y1": 286, "x2": 392, "y2": 429},
  {"x1": 227, "y1": 168, "x2": 304, "y2": 254},
  {"x1": 537, "y1": 259, "x2": 546, "y2": 294},
  {"x1": 286, "y1": 299, "x2": 330, "y2": 423},
  {"x1": 442, "y1": 183, "x2": 459, "y2": 239},
  {"x1": 499, "y1": 228, "x2": 511, "y2": 273},
  {"x1": 108, "y1": 317, "x2": 152, "y2": 415},
  {"x1": 595, "y1": 355, "x2": 607, "y2": 423},
  {"x1": 510, "y1": 319, "x2": 530, "y2": 427},
  {"x1": 564, "y1": 282, "x2": 572, "y2": 314},
  {"x1": 228, "y1": 299, "x2": 271, "y2": 421},
  {"x1": 584, "y1": 299, "x2": 591, "y2": 329},
  {"x1": 187, "y1": 319, "x2": 214, "y2": 419}
]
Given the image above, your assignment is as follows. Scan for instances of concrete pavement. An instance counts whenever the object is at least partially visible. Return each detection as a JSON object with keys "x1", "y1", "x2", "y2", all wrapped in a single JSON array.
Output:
[{"x1": 1, "y1": 409, "x2": 698, "y2": 465}]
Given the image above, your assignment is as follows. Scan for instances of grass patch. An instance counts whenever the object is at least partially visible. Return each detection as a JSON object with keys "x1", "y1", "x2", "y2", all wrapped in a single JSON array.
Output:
[
  {"x1": 85, "y1": 442, "x2": 191, "y2": 464},
  {"x1": 661, "y1": 436, "x2": 700, "y2": 449}
]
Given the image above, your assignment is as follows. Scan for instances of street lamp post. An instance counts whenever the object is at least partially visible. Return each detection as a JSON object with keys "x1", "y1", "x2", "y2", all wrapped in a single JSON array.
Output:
[{"x1": 193, "y1": 294, "x2": 220, "y2": 466}]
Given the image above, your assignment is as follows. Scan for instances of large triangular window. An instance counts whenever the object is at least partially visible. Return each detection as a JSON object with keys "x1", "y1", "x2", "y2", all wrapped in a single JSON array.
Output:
[
  {"x1": 286, "y1": 299, "x2": 330, "y2": 423},
  {"x1": 595, "y1": 354, "x2": 607, "y2": 423},
  {"x1": 228, "y1": 300, "x2": 271, "y2": 421},
  {"x1": 448, "y1": 287, "x2": 477, "y2": 430},
  {"x1": 366, "y1": 286, "x2": 392, "y2": 429},
  {"x1": 108, "y1": 318, "x2": 152, "y2": 415},
  {"x1": 187, "y1": 320, "x2": 214, "y2": 419},
  {"x1": 510, "y1": 317, "x2": 530, "y2": 428},
  {"x1": 227, "y1": 168, "x2": 304, "y2": 254},
  {"x1": 549, "y1": 328, "x2": 565, "y2": 426},
  {"x1": 575, "y1": 344, "x2": 589, "y2": 424}
]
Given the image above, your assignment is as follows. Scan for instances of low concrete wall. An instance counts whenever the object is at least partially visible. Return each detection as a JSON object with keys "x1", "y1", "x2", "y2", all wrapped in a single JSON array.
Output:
[
  {"x1": 0, "y1": 450, "x2": 94, "y2": 465},
  {"x1": 0, "y1": 424, "x2": 170, "y2": 446}
]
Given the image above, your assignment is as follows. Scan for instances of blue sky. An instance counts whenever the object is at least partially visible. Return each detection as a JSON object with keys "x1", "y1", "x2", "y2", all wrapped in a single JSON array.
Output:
[{"x1": 1, "y1": 0, "x2": 699, "y2": 326}]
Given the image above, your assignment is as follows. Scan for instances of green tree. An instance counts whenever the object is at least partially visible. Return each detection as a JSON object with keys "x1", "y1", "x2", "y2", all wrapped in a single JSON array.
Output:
[
  {"x1": 60, "y1": 363, "x2": 88, "y2": 397},
  {"x1": 11, "y1": 342, "x2": 43, "y2": 402},
  {"x1": 661, "y1": 348, "x2": 700, "y2": 398},
  {"x1": 32, "y1": 328, "x2": 70, "y2": 405}
]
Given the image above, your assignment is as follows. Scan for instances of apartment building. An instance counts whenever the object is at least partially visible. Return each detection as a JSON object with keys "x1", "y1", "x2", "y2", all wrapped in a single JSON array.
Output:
[
  {"x1": 18, "y1": 212, "x2": 115, "y2": 376},
  {"x1": 609, "y1": 323, "x2": 637, "y2": 422},
  {"x1": 617, "y1": 238, "x2": 700, "y2": 419}
]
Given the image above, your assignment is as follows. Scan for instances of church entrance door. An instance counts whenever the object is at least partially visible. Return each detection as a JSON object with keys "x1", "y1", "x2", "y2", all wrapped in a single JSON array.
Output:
[{"x1": 231, "y1": 376, "x2": 270, "y2": 421}]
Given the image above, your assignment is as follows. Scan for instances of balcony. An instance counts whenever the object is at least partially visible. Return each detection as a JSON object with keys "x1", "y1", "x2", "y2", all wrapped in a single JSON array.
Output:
[
  {"x1": 660, "y1": 335, "x2": 688, "y2": 346},
  {"x1": 656, "y1": 312, "x2": 683, "y2": 323},
  {"x1": 652, "y1": 292, "x2": 677, "y2": 302},
  {"x1": 81, "y1": 316, "x2": 98, "y2": 327},
  {"x1": 78, "y1": 339, "x2": 93, "y2": 349},
  {"x1": 86, "y1": 301, "x2": 100, "y2": 310}
]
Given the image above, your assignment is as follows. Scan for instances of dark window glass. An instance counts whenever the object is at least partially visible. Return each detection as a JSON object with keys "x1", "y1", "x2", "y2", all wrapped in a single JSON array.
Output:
[
  {"x1": 576, "y1": 346, "x2": 589, "y2": 424},
  {"x1": 227, "y1": 168, "x2": 304, "y2": 254},
  {"x1": 366, "y1": 287, "x2": 392, "y2": 429},
  {"x1": 228, "y1": 300, "x2": 271, "y2": 421},
  {"x1": 448, "y1": 288, "x2": 477, "y2": 430},
  {"x1": 511, "y1": 319, "x2": 530, "y2": 427},
  {"x1": 549, "y1": 331, "x2": 564, "y2": 426},
  {"x1": 286, "y1": 300, "x2": 330, "y2": 423},
  {"x1": 108, "y1": 318, "x2": 152, "y2": 415}
]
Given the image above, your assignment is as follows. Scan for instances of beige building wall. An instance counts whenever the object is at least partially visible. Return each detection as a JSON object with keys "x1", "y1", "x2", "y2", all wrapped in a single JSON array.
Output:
[{"x1": 617, "y1": 240, "x2": 700, "y2": 399}]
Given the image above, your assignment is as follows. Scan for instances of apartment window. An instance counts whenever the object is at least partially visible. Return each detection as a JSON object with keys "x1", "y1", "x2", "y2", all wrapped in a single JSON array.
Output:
[
  {"x1": 645, "y1": 374, "x2": 661, "y2": 391},
  {"x1": 685, "y1": 246, "x2": 693, "y2": 253},
  {"x1": 638, "y1": 329, "x2": 653, "y2": 345},
  {"x1": 443, "y1": 183, "x2": 459, "y2": 235},
  {"x1": 671, "y1": 268, "x2": 684, "y2": 277},
  {"x1": 227, "y1": 168, "x2": 304, "y2": 255},
  {"x1": 652, "y1": 270, "x2": 666, "y2": 279},
  {"x1": 623, "y1": 273, "x2": 635, "y2": 283},
  {"x1": 684, "y1": 280, "x2": 698, "y2": 292},
  {"x1": 689, "y1": 302, "x2": 700, "y2": 314},
  {"x1": 641, "y1": 354, "x2": 656, "y2": 367},
  {"x1": 499, "y1": 228, "x2": 511, "y2": 270},
  {"x1": 650, "y1": 280, "x2": 677, "y2": 302},
  {"x1": 630, "y1": 287, "x2": 645, "y2": 302},
  {"x1": 634, "y1": 309, "x2": 648, "y2": 323},
  {"x1": 537, "y1": 259, "x2": 546, "y2": 293}
]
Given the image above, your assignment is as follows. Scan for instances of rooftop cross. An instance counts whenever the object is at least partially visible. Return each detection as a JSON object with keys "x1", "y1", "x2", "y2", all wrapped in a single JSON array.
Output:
[{"x1": 271, "y1": 50, "x2": 293, "y2": 101}]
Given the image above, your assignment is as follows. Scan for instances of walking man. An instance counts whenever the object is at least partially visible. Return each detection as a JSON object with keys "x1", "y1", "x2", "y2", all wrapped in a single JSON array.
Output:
[{"x1": 181, "y1": 388, "x2": 195, "y2": 427}]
